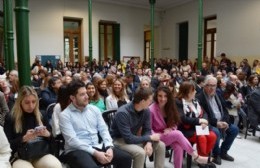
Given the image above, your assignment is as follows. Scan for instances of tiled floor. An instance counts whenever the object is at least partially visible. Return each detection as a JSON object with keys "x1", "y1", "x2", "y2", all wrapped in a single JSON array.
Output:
[{"x1": 145, "y1": 132, "x2": 260, "y2": 168}]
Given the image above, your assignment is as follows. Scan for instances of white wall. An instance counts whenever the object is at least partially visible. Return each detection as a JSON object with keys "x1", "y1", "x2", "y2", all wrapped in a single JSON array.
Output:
[
  {"x1": 13, "y1": 0, "x2": 260, "y2": 65},
  {"x1": 21, "y1": 0, "x2": 161, "y2": 64},
  {"x1": 161, "y1": 0, "x2": 260, "y2": 64}
]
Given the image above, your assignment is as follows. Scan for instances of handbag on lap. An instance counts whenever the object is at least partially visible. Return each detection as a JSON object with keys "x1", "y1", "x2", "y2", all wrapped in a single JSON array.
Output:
[{"x1": 18, "y1": 137, "x2": 51, "y2": 160}]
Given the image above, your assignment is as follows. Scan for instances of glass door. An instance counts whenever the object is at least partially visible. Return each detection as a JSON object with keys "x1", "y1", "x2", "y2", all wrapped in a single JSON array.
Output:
[{"x1": 64, "y1": 19, "x2": 82, "y2": 66}]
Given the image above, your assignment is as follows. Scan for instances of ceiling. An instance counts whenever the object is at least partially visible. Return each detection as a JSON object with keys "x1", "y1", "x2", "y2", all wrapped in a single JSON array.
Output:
[{"x1": 93, "y1": 0, "x2": 194, "y2": 11}]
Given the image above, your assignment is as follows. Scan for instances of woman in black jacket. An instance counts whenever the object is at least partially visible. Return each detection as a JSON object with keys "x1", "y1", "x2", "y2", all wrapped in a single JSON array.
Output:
[
  {"x1": 4, "y1": 86, "x2": 61, "y2": 168},
  {"x1": 176, "y1": 81, "x2": 217, "y2": 168}
]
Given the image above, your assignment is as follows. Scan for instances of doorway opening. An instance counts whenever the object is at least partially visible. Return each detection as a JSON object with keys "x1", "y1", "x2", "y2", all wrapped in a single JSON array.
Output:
[
  {"x1": 99, "y1": 21, "x2": 120, "y2": 63},
  {"x1": 144, "y1": 30, "x2": 151, "y2": 62},
  {"x1": 204, "y1": 16, "x2": 217, "y2": 62},
  {"x1": 178, "y1": 22, "x2": 188, "y2": 61},
  {"x1": 63, "y1": 18, "x2": 82, "y2": 66}
]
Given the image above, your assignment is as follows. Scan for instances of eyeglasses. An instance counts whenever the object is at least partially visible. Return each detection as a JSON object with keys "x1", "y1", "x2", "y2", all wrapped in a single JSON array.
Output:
[{"x1": 205, "y1": 84, "x2": 217, "y2": 88}]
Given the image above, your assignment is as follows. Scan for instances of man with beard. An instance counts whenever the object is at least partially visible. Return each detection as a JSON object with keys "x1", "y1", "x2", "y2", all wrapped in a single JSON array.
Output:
[{"x1": 59, "y1": 80, "x2": 132, "y2": 168}]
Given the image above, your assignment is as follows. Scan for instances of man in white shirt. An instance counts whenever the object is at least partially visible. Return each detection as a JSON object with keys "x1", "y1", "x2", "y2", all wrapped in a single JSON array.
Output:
[{"x1": 59, "y1": 80, "x2": 132, "y2": 168}]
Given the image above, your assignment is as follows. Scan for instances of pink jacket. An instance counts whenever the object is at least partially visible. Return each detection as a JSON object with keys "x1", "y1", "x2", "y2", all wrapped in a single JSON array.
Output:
[
  {"x1": 149, "y1": 103, "x2": 178, "y2": 146},
  {"x1": 149, "y1": 103, "x2": 177, "y2": 132},
  {"x1": 149, "y1": 103, "x2": 167, "y2": 134}
]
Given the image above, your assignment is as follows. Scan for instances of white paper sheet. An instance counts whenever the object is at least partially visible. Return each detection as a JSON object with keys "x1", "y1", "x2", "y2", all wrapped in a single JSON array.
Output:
[{"x1": 195, "y1": 125, "x2": 209, "y2": 135}]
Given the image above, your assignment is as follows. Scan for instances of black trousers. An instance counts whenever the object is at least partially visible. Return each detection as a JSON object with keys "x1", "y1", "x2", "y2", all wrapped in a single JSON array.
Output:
[{"x1": 63, "y1": 147, "x2": 132, "y2": 168}]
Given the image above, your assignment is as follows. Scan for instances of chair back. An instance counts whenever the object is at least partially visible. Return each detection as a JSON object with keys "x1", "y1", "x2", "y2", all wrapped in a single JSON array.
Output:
[
  {"x1": 102, "y1": 109, "x2": 117, "y2": 129},
  {"x1": 39, "y1": 97, "x2": 43, "y2": 109},
  {"x1": 46, "y1": 103, "x2": 56, "y2": 125}
]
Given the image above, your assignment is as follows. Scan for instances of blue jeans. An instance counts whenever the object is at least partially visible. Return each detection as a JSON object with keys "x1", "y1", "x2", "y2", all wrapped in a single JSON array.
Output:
[{"x1": 211, "y1": 124, "x2": 239, "y2": 156}]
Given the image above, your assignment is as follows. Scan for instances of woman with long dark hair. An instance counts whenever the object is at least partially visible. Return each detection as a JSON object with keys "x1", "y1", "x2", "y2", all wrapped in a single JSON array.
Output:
[
  {"x1": 150, "y1": 86, "x2": 214, "y2": 168},
  {"x1": 52, "y1": 85, "x2": 71, "y2": 137},
  {"x1": 41, "y1": 76, "x2": 62, "y2": 110},
  {"x1": 96, "y1": 78, "x2": 109, "y2": 101},
  {"x1": 223, "y1": 82, "x2": 247, "y2": 135},
  {"x1": 86, "y1": 82, "x2": 106, "y2": 112}
]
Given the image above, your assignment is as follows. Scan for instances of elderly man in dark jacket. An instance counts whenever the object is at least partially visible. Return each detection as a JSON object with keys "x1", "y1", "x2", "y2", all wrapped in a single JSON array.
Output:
[{"x1": 196, "y1": 75, "x2": 238, "y2": 165}]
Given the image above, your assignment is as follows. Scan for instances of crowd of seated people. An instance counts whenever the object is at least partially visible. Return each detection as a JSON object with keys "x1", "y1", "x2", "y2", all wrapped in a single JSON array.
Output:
[{"x1": 0, "y1": 55, "x2": 259, "y2": 167}]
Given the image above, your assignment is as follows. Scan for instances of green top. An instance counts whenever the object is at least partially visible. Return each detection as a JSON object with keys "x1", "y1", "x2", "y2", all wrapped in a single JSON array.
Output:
[{"x1": 90, "y1": 98, "x2": 106, "y2": 112}]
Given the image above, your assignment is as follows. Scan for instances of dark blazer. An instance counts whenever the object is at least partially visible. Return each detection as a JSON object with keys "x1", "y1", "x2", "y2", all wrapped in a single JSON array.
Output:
[
  {"x1": 133, "y1": 75, "x2": 142, "y2": 84},
  {"x1": 195, "y1": 84, "x2": 203, "y2": 96},
  {"x1": 247, "y1": 87, "x2": 260, "y2": 127},
  {"x1": 196, "y1": 91, "x2": 230, "y2": 127},
  {"x1": 126, "y1": 82, "x2": 138, "y2": 100}
]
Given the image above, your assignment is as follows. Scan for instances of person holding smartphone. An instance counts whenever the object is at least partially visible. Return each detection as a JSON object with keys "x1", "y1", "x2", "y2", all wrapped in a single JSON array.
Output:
[{"x1": 4, "y1": 86, "x2": 62, "y2": 168}]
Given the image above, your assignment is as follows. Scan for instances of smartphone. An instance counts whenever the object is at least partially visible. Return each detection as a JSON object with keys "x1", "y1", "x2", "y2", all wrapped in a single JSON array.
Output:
[{"x1": 34, "y1": 126, "x2": 46, "y2": 131}]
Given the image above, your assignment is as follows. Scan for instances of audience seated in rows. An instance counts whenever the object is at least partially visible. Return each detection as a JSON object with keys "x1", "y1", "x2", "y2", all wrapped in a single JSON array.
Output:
[{"x1": 0, "y1": 55, "x2": 258, "y2": 167}]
